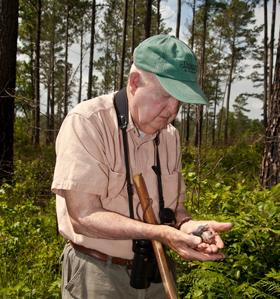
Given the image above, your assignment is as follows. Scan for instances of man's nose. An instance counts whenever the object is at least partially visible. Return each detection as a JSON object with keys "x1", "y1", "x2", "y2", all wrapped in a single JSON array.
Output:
[{"x1": 167, "y1": 97, "x2": 181, "y2": 114}]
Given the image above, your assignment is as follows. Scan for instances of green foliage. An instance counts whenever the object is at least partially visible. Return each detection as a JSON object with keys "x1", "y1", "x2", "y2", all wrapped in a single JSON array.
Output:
[
  {"x1": 176, "y1": 184, "x2": 280, "y2": 298},
  {"x1": 0, "y1": 145, "x2": 65, "y2": 298},
  {"x1": 182, "y1": 141, "x2": 263, "y2": 198},
  {"x1": 175, "y1": 142, "x2": 280, "y2": 298},
  {"x1": 2, "y1": 134, "x2": 279, "y2": 298}
]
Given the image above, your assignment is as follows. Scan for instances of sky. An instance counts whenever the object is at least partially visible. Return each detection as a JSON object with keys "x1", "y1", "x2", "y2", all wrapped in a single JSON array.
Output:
[
  {"x1": 159, "y1": 0, "x2": 280, "y2": 121},
  {"x1": 67, "y1": 0, "x2": 280, "y2": 121}
]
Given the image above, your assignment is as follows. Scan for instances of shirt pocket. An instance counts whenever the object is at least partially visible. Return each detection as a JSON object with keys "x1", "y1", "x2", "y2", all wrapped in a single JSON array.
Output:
[
  {"x1": 161, "y1": 171, "x2": 181, "y2": 210},
  {"x1": 107, "y1": 169, "x2": 126, "y2": 199},
  {"x1": 101, "y1": 169, "x2": 127, "y2": 214}
]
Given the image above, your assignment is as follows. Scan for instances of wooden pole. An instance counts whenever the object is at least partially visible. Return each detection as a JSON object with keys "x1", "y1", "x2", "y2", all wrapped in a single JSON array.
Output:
[{"x1": 133, "y1": 174, "x2": 177, "y2": 299}]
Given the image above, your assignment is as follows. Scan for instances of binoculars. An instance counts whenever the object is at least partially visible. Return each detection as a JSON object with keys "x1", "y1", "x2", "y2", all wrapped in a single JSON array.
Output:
[{"x1": 130, "y1": 239, "x2": 161, "y2": 289}]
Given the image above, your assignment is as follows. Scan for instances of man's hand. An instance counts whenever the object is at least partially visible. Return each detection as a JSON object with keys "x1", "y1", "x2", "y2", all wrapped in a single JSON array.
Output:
[
  {"x1": 158, "y1": 220, "x2": 232, "y2": 262},
  {"x1": 181, "y1": 220, "x2": 233, "y2": 256}
]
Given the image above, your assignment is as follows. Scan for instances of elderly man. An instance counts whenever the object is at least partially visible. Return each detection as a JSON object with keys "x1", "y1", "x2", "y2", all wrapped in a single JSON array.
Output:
[{"x1": 52, "y1": 35, "x2": 232, "y2": 299}]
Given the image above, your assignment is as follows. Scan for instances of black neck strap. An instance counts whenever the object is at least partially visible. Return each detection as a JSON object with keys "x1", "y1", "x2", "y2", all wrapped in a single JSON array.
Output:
[
  {"x1": 114, "y1": 88, "x2": 174, "y2": 225},
  {"x1": 114, "y1": 87, "x2": 134, "y2": 219},
  {"x1": 152, "y1": 136, "x2": 164, "y2": 222}
]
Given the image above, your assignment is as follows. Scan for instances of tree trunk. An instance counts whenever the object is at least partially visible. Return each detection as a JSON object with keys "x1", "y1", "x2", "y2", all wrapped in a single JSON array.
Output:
[
  {"x1": 260, "y1": 30, "x2": 280, "y2": 188},
  {"x1": 87, "y1": 0, "x2": 96, "y2": 100},
  {"x1": 114, "y1": 34, "x2": 119, "y2": 91},
  {"x1": 268, "y1": 0, "x2": 276, "y2": 117},
  {"x1": 118, "y1": 0, "x2": 128, "y2": 90},
  {"x1": 217, "y1": 83, "x2": 227, "y2": 140},
  {"x1": 224, "y1": 48, "x2": 234, "y2": 144},
  {"x1": 131, "y1": 0, "x2": 135, "y2": 61},
  {"x1": 212, "y1": 36, "x2": 222, "y2": 145},
  {"x1": 63, "y1": 5, "x2": 70, "y2": 118},
  {"x1": 156, "y1": 0, "x2": 160, "y2": 34},
  {"x1": 180, "y1": 104, "x2": 185, "y2": 143},
  {"x1": 185, "y1": 0, "x2": 196, "y2": 144},
  {"x1": 34, "y1": 0, "x2": 41, "y2": 145},
  {"x1": 263, "y1": 0, "x2": 268, "y2": 129},
  {"x1": 190, "y1": 0, "x2": 196, "y2": 49},
  {"x1": 194, "y1": 0, "x2": 208, "y2": 148},
  {"x1": 144, "y1": 0, "x2": 152, "y2": 39},
  {"x1": 0, "y1": 0, "x2": 19, "y2": 184},
  {"x1": 78, "y1": 25, "x2": 84, "y2": 104},
  {"x1": 30, "y1": 46, "x2": 35, "y2": 143},
  {"x1": 205, "y1": 106, "x2": 209, "y2": 145},
  {"x1": 46, "y1": 44, "x2": 51, "y2": 145},
  {"x1": 176, "y1": 0, "x2": 181, "y2": 38},
  {"x1": 50, "y1": 39, "x2": 55, "y2": 143},
  {"x1": 172, "y1": 0, "x2": 181, "y2": 128},
  {"x1": 185, "y1": 104, "x2": 190, "y2": 143}
]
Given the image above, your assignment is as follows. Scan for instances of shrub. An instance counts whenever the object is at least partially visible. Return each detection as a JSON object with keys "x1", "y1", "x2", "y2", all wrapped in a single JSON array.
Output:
[
  {"x1": 0, "y1": 145, "x2": 64, "y2": 298},
  {"x1": 176, "y1": 179, "x2": 280, "y2": 298}
]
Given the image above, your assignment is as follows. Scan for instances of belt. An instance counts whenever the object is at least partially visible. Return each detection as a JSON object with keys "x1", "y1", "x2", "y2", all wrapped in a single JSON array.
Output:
[{"x1": 69, "y1": 241, "x2": 133, "y2": 269}]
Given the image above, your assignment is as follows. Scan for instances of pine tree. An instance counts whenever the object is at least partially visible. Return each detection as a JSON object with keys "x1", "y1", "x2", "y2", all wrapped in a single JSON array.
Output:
[
  {"x1": 214, "y1": 0, "x2": 258, "y2": 144},
  {"x1": 119, "y1": 0, "x2": 128, "y2": 89},
  {"x1": 176, "y1": 0, "x2": 181, "y2": 38},
  {"x1": 87, "y1": 0, "x2": 96, "y2": 100},
  {"x1": 144, "y1": 0, "x2": 152, "y2": 39},
  {"x1": 260, "y1": 30, "x2": 280, "y2": 188},
  {"x1": 232, "y1": 93, "x2": 250, "y2": 141},
  {"x1": 0, "y1": 0, "x2": 19, "y2": 184},
  {"x1": 41, "y1": 0, "x2": 65, "y2": 144}
]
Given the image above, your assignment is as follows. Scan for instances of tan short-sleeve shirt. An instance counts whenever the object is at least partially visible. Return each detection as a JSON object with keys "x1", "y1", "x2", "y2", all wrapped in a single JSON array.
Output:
[{"x1": 51, "y1": 92, "x2": 185, "y2": 259}]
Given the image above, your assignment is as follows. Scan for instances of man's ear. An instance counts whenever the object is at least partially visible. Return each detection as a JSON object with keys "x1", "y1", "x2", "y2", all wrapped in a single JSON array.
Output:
[{"x1": 128, "y1": 71, "x2": 140, "y2": 95}]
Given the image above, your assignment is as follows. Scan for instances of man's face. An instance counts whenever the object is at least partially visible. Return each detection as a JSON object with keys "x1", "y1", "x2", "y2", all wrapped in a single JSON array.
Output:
[{"x1": 129, "y1": 74, "x2": 182, "y2": 134}]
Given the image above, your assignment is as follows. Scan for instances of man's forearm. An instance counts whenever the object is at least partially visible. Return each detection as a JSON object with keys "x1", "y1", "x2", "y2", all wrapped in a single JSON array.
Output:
[
  {"x1": 65, "y1": 189, "x2": 184, "y2": 244},
  {"x1": 64, "y1": 189, "x2": 218, "y2": 260},
  {"x1": 70, "y1": 207, "x2": 171, "y2": 242}
]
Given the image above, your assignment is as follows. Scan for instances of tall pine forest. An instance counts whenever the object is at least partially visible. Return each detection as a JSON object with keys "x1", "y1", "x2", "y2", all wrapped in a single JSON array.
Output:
[{"x1": 1, "y1": 0, "x2": 280, "y2": 298}]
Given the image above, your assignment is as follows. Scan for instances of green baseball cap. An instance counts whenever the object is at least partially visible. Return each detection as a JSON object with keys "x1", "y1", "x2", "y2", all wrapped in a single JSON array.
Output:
[{"x1": 133, "y1": 35, "x2": 209, "y2": 105}]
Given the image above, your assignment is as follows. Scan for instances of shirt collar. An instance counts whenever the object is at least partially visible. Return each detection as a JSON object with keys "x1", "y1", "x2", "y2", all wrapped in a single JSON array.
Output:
[{"x1": 127, "y1": 109, "x2": 158, "y2": 140}]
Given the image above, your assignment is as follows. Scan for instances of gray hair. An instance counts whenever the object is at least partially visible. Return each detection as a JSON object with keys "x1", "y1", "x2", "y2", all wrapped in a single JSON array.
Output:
[{"x1": 129, "y1": 64, "x2": 158, "y2": 85}]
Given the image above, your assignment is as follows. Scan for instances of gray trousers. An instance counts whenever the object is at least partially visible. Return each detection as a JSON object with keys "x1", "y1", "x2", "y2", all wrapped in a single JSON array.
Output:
[{"x1": 60, "y1": 242, "x2": 177, "y2": 299}]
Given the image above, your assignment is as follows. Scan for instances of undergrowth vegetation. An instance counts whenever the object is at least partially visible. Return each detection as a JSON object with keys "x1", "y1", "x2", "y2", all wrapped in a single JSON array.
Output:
[
  {"x1": 0, "y1": 145, "x2": 64, "y2": 298},
  {"x1": 175, "y1": 142, "x2": 280, "y2": 298},
  {"x1": 1, "y1": 138, "x2": 280, "y2": 298}
]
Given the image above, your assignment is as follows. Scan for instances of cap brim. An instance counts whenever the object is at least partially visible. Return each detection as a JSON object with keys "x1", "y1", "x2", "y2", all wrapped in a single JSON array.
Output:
[{"x1": 157, "y1": 75, "x2": 209, "y2": 105}]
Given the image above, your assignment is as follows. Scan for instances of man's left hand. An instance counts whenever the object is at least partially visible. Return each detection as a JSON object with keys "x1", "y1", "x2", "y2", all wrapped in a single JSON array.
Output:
[{"x1": 180, "y1": 220, "x2": 233, "y2": 256}]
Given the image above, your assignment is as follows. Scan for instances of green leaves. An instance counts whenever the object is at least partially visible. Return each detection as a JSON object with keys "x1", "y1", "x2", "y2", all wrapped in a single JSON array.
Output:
[
  {"x1": 177, "y1": 143, "x2": 280, "y2": 298},
  {"x1": 0, "y1": 148, "x2": 64, "y2": 298}
]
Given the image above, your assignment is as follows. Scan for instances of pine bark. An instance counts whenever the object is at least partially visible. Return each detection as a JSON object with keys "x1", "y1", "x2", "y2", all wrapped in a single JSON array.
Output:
[
  {"x1": 185, "y1": 0, "x2": 196, "y2": 144},
  {"x1": 212, "y1": 36, "x2": 222, "y2": 145},
  {"x1": 118, "y1": 0, "x2": 128, "y2": 90},
  {"x1": 34, "y1": 0, "x2": 41, "y2": 145},
  {"x1": 131, "y1": 0, "x2": 135, "y2": 60},
  {"x1": 0, "y1": 0, "x2": 19, "y2": 184},
  {"x1": 224, "y1": 51, "x2": 234, "y2": 144},
  {"x1": 268, "y1": 0, "x2": 276, "y2": 115},
  {"x1": 78, "y1": 25, "x2": 83, "y2": 104},
  {"x1": 87, "y1": 0, "x2": 96, "y2": 100},
  {"x1": 156, "y1": 0, "x2": 160, "y2": 34},
  {"x1": 176, "y1": 0, "x2": 181, "y2": 38},
  {"x1": 263, "y1": 0, "x2": 268, "y2": 129},
  {"x1": 194, "y1": 0, "x2": 208, "y2": 147},
  {"x1": 144, "y1": 0, "x2": 152, "y2": 39},
  {"x1": 63, "y1": 5, "x2": 70, "y2": 118},
  {"x1": 260, "y1": 30, "x2": 280, "y2": 188}
]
